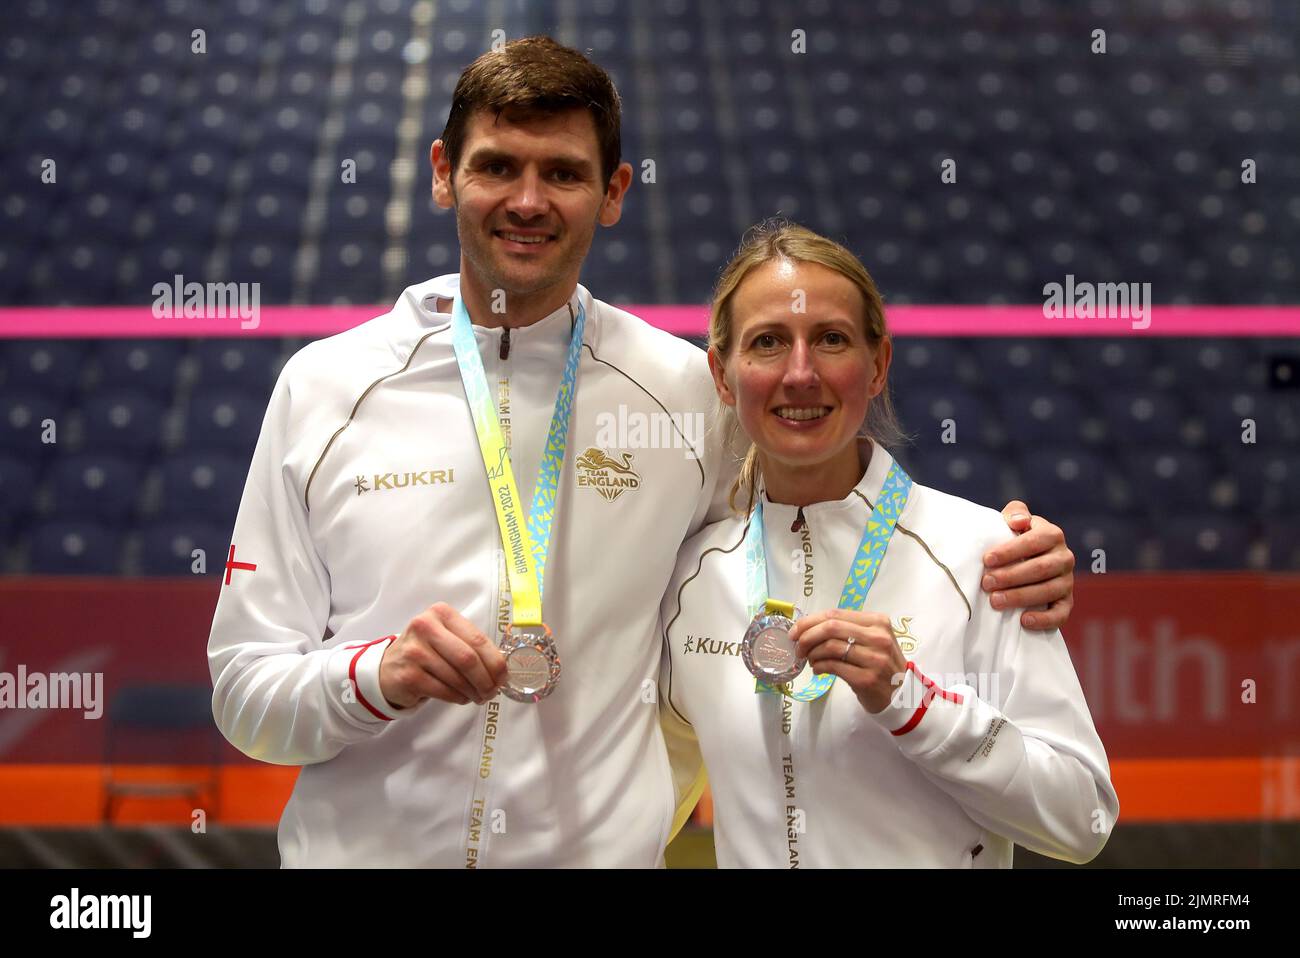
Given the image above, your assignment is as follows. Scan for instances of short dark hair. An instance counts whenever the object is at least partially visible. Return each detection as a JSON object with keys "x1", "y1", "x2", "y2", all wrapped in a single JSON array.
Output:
[{"x1": 439, "y1": 35, "x2": 623, "y2": 186}]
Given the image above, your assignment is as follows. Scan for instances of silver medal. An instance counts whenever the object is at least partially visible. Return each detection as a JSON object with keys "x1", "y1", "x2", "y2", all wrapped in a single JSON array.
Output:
[
  {"x1": 499, "y1": 623, "x2": 562, "y2": 703},
  {"x1": 741, "y1": 609, "x2": 806, "y2": 685}
]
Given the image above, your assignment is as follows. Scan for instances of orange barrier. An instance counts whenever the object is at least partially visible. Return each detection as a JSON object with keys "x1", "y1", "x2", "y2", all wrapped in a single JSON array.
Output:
[
  {"x1": 1, "y1": 758, "x2": 1297, "y2": 827},
  {"x1": 0, "y1": 765, "x2": 299, "y2": 826}
]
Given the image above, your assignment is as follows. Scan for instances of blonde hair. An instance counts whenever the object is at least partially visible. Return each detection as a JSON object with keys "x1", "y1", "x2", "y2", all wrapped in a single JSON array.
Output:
[{"x1": 708, "y1": 219, "x2": 906, "y2": 513}]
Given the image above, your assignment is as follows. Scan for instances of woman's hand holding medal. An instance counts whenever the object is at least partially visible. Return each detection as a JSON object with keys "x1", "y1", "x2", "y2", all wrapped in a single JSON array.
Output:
[
  {"x1": 380, "y1": 602, "x2": 508, "y2": 709},
  {"x1": 789, "y1": 608, "x2": 908, "y2": 715}
]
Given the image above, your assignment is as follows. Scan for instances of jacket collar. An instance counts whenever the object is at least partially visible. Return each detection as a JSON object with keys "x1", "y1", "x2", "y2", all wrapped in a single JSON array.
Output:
[
  {"x1": 758, "y1": 440, "x2": 895, "y2": 528},
  {"x1": 408, "y1": 273, "x2": 590, "y2": 347}
]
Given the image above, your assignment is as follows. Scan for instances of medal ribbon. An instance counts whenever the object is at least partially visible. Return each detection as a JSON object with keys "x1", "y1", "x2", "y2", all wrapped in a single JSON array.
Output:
[
  {"x1": 745, "y1": 460, "x2": 913, "y2": 701},
  {"x1": 450, "y1": 294, "x2": 585, "y2": 625}
]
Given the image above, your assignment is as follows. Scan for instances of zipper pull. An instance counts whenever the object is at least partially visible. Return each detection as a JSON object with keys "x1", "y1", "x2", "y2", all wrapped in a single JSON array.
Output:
[
  {"x1": 499, "y1": 327, "x2": 511, "y2": 361},
  {"x1": 791, "y1": 507, "x2": 805, "y2": 533}
]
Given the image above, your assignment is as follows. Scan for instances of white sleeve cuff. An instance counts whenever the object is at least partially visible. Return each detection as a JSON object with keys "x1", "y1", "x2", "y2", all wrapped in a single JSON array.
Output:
[
  {"x1": 869, "y1": 663, "x2": 969, "y2": 754},
  {"x1": 328, "y1": 635, "x2": 403, "y2": 724}
]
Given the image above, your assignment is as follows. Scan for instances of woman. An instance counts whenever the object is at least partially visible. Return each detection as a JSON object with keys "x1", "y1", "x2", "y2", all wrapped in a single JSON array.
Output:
[{"x1": 659, "y1": 222, "x2": 1118, "y2": 867}]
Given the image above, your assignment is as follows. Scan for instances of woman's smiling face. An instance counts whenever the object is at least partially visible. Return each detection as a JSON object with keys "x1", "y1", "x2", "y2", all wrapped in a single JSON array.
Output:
[{"x1": 711, "y1": 257, "x2": 890, "y2": 478}]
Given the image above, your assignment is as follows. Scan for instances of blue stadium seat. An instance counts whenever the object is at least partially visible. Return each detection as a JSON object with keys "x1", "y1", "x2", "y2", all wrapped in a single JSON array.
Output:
[
  {"x1": 79, "y1": 390, "x2": 166, "y2": 456},
  {"x1": 1067, "y1": 341, "x2": 1159, "y2": 387},
  {"x1": 280, "y1": 23, "x2": 339, "y2": 69},
  {"x1": 1061, "y1": 515, "x2": 1141, "y2": 572},
  {"x1": 49, "y1": 453, "x2": 141, "y2": 523},
  {"x1": 896, "y1": 389, "x2": 995, "y2": 449},
  {"x1": 1122, "y1": 449, "x2": 1212, "y2": 515},
  {"x1": 2, "y1": 341, "x2": 87, "y2": 399},
  {"x1": 588, "y1": 235, "x2": 649, "y2": 277},
  {"x1": 342, "y1": 99, "x2": 400, "y2": 142},
  {"x1": 913, "y1": 448, "x2": 1004, "y2": 510},
  {"x1": 973, "y1": 337, "x2": 1069, "y2": 387},
  {"x1": 1018, "y1": 447, "x2": 1110, "y2": 514},
  {"x1": 0, "y1": 188, "x2": 54, "y2": 240},
  {"x1": 238, "y1": 191, "x2": 304, "y2": 241},
  {"x1": 325, "y1": 190, "x2": 387, "y2": 236},
  {"x1": 59, "y1": 190, "x2": 137, "y2": 243},
  {"x1": 0, "y1": 244, "x2": 34, "y2": 299},
  {"x1": 94, "y1": 341, "x2": 185, "y2": 401},
  {"x1": 46, "y1": 244, "x2": 121, "y2": 304},
  {"x1": 131, "y1": 242, "x2": 212, "y2": 289},
  {"x1": 0, "y1": 454, "x2": 38, "y2": 524},
  {"x1": 339, "y1": 140, "x2": 397, "y2": 188},
  {"x1": 191, "y1": 340, "x2": 282, "y2": 394},
  {"x1": 1160, "y1": 339, "x2": 1263, "y2": 388},
  {"x1": 17, "y1": 103, "x2": 92, "y2": 153},
  {"x1": 248, "y1": 146, "x2": 312, "y2": 192},
  {"x1": 855, "y1": 237, "x2": 924, "y2": 295},
  {"x1": 192, "y1": 68, "x2": 258, "y2": 108},
  {"x1": 226, "y1": 243, "x2": 296, "y2": 302},
  {"x1": 355, "y1": 22, "x2": 409, "y2": 64},
  {"x1": 318, "y1": 239, "x2": 388, "y2": 303},
  {"x1": 1192, "y1": 390, "x2": 1298, "y2": 446},
  {"x1": 1159, "y1": 517, "x2": 1254, "y2": 571},
  {"x1": 206, "y1": 23, "x2": 267, "y2": 67},
  {"x1": 183, "y1": 391, "x2": 265, "y2": 456},
  {"x1": 651, "y1": 27, "x2": 705, "y2": 60},
  {"x1": 0, "y1": 389, "x2": 63, "y2": 459},
  {"x1": 137, "y1": 189, "x2": 223, "y2": 243},
  {"x1": 137, "y1": 520, "x2": 231, "y2": 576},
  {"x1": 998, "y1": 389, "x2": 1088, "y2": 444},
  {"x1": 674, "y1": 236, "x2": 733, "y2": 303},
  {"x1": 162, "y1": 148, "x2": 237, "y2": 195},
  {"x1": 667, "y1": 189, "x2": 732, "y2": 243},
  {"x1": 890, "y1": 339, "x2": 963, "y2": 385},
  {"x1": 753, "y1": 186, "x2": 820, "y2": 225},
  {"x1": 1101, "y1": 389, "x2": 1184, "y2": 445},
  {"x1": 251, "y1": 104, "x2": 322, "y2": 153},
  {"x1": 928, "y1": 194, "x2": 1015, "y2": 240},
  {"x1": 28, "y1": 519, "x2": 122, "y2": 574},
  {"x1": 98, "y1": 105, "x2": 168, "y2": 155},
  {"x1": 1265, "y1": 522, "x2": 1300, "y2": 571},
  {"x1": 1232, "y1": 451, "x2": 1300, "y2": 516},
  {"x1": 156, "y1": 452, "x2": 248, "y2": 526}
]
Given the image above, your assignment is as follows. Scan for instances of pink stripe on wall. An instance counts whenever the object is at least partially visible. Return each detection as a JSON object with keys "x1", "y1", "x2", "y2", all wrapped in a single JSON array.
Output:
[{"x1": 1, "y1": 304, "x2": 1298, "y2": 338}]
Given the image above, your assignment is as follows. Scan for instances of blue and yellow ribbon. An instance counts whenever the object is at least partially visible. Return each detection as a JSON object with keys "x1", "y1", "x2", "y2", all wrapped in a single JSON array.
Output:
[
  {"x1": 450, "y1": 294, "x2": 585, "y2": 626},
  {"x1": 745, "y1": 460, "x2": 913, "y2": 701}
]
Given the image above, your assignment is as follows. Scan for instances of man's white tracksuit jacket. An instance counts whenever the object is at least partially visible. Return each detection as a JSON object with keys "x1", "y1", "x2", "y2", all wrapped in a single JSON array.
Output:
[{"x1": 208, "y1": 274, "x2": 726, "y2": 867}]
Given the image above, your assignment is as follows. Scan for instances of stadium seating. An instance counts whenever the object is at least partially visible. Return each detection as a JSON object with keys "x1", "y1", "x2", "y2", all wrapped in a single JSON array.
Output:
[{"x1": 0, "y1": 1, "x2": 1296, "y2": 574}]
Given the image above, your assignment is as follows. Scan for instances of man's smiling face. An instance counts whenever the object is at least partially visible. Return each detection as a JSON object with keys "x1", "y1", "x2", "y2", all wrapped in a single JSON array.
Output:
[{"x1": 433, "y1": 107, "x2": 629, "y2": 305}]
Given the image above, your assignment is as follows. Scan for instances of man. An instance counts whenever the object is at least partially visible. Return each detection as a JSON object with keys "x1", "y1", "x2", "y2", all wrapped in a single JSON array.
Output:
[{"x1": 207, "y1": 36, "x2": 1076, "y2": 867}]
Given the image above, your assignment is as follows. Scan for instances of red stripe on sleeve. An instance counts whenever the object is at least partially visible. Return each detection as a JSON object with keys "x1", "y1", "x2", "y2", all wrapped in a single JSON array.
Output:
[
  {"x1": 347, "y1": 635, "x2": 397, "y2": 722},
  {"x1": 891, "y1": 661, "x2": 964, "y2": 736}
]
